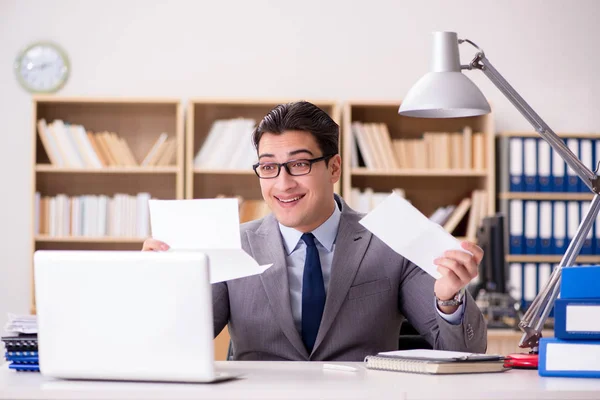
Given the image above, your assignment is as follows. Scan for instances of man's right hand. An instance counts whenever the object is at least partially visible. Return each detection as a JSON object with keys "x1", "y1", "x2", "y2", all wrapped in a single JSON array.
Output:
[{"x1": 142, "y1": 238, "x2": 170, "y2": 252}]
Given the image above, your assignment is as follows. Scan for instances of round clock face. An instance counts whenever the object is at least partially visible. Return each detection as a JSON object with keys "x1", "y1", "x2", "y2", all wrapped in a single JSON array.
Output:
[{"x1": 15, "y1": 42, "x2": 70, "y2": 93}]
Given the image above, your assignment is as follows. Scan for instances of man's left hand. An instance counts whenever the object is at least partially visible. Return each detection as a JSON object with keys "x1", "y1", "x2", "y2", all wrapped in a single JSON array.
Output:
[{"x1": 433, "y1": 241, "x2": 484, "y2": 302}]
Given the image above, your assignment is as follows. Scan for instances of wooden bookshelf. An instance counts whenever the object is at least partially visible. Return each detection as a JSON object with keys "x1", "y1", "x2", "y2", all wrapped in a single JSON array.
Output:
[
  {"x1": 497, "y1": 131, "x2": 600, "y2": 311},
  {"x1": 186, "y1": 98, "x2": 342, "y2": 201},
  {"x1": 341, "y1": 100, "x2": 496, "y2": 237},
  {"x1": 31, "y1": 96, "x2": 185, "y2": 313}
]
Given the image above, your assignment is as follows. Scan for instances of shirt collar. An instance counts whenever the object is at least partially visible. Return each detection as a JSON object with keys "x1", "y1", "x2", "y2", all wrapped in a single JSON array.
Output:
[{"x1": 279, "y1": 200, "x2": 341, "y2": 255}]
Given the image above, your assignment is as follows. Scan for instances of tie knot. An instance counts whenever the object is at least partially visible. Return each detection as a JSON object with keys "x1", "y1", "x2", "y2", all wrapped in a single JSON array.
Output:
[{"x1": 301, "y1": 233, "x2": 316, "y2": 247}]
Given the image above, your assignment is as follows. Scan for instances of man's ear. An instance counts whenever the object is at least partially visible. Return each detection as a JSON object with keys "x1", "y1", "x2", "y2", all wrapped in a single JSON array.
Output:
[{"x1": 329, "y1": 154, "x2": 342, "y2": 183}]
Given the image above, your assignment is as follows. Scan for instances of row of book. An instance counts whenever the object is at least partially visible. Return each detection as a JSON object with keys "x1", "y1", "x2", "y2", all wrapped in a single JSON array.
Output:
[
  {"x1": 37, "y1": 119, "x2": 176, "y2": 168},
  {"x1": 193, "y1": 118, "x2": 256, "y2": 170},
  {"x1": 347, "y1": 187, "x2": 406, "y2": 213},
  {"x1": 34, "y1": 192, "x2": 151, "y2": 238},
  {"x1": 539, "y1": 265, "x2": 600, "y2": 378},
  {"x1": 509, "y1": 199, "x2": 598, "y2": 255},
  {"x1": 32, "y1": 190, "x2": 273, "y2": 239},
  {"x1": 351, "y1": 123, "x2": 486, "y2": 170},
  {"x1": 507, "y1": 262, "x2": 556, "y2": 304},
  {"x1": 508, "y1": 136, "x2": 600, "y2": 192},
  {"x1": 425, "y1": 190, "x2": 488, "y2": 240}
]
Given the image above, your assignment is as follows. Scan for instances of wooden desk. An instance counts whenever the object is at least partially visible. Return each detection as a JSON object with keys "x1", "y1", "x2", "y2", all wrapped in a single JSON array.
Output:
[
  {"x1": 213, "y1": 328, "x2": 554, "y2": 360},
  {"x1": 486, "y1": 329, "x2": 554, "y2": 355},
  {"x1": 2, "y1": 361, "x2": 600, "y2": 400}
]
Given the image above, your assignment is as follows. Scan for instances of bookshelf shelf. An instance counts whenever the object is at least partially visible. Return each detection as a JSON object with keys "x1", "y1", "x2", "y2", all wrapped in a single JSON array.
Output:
[
  {"x1": 35, "y1": 235, "x2": 146, "y2": 243},
  {"x1": 505, "y1": 255, "x2": 600, "y2": 263},
  {"x1": 193, "y1": 168, "x2": 255, "y2": 175},
  {"x1": 31, "y1": 96, "x2": 185, "y2": 314},
  {"x1": 500, "y1": 131, "x2": 600, "y2": 139},
  {"x1": 342, "y1": 101, "x2": 495, "y2": 240},
  {"x1": 30, "y1": 95, "x2": 181, "y2": 104},
  {"x1": 35, "y1": 165, "x2": 179, "y2": 174},
  {"x1": 350, "y1": 168, "x2": 488, "y2": 177},
  {"x1": 498, "y1": 192, "x2": 594, "y2": 200}
]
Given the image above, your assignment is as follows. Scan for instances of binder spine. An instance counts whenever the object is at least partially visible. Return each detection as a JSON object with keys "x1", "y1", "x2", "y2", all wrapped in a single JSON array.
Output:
[
  {"x1": 554, "y1": 299, "x2": 600, "y2": 340},
  {"x1": 539, "y1": 338, "x2": 600, "y2": 378},
  {"x1": 561, "y1": 266, "x2": 600, "y2": 299}
]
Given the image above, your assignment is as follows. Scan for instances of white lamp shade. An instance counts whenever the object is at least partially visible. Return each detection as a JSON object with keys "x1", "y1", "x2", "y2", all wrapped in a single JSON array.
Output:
[
  {"x1": 399, "y1": 71, "x2": 491, "y2": 118},
  {"x1": 399, "y1": 31, "x2": 491, "y2": 118}
]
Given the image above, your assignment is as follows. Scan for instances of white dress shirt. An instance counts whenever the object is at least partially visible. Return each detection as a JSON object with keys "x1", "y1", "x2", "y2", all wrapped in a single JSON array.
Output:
[{"x1": 278, "y1": 200, "x2": 465, "y2": 333}]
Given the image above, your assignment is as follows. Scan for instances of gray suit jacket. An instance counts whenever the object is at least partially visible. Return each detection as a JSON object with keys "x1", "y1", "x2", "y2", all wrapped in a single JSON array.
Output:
[{"x1": 212, "y1": 196, "x2": 487, "y2": 361}]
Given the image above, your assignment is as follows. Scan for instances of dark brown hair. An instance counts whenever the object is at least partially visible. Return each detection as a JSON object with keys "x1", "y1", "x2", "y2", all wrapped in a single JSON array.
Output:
[{"x1": 252, "y1": 101, "x2": 339, "y2": 161}]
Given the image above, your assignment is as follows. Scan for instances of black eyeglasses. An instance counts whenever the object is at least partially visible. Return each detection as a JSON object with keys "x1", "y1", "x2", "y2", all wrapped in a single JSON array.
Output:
[{"x1": 252, "y1": 154, "x2": 335, "y2": 179}]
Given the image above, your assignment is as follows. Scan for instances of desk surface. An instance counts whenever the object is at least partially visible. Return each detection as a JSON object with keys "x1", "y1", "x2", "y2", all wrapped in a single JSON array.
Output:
[{"x1": 2, "y1": 361, "x2": 600, "y2": 400}]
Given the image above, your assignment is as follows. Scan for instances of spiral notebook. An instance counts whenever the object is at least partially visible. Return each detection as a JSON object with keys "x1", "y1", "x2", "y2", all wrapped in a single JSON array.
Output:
[{"x1": 364, "y1": 349, "x2": 509, "y2": 375}]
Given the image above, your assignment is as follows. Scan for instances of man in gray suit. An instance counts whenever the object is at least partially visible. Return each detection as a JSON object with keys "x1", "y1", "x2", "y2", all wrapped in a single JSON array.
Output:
[{"x1": 143, "y1": 101, "x2": 487, "y2": 361}]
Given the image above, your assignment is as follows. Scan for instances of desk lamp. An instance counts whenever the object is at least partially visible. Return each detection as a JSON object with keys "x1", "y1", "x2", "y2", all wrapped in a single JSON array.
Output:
[{"x1": 399, "y1": 31, "x2": 600, "y2": 365}]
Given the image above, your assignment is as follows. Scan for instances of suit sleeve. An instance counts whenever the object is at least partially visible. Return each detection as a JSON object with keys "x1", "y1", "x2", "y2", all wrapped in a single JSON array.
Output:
[
  {"x1": 212, "y1": 281, "x2": 230, "y2": 338},
  {"x1": 397, "y1": 258, "x2": 487, "y2": 353}
]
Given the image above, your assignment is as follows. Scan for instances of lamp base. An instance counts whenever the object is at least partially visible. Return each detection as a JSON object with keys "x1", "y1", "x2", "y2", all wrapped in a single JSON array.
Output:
[{"x1": 504, "y1": 352, "x2": 539, "y2": 369}]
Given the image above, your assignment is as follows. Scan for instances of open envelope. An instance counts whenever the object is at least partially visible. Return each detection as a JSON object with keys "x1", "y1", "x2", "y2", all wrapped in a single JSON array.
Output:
[
  {"x1": 148, "y1": 198, "x2": 272, "y2": 283},
  {"x1": 359, "y1": 192, "x2": 471, "y2": 279}
]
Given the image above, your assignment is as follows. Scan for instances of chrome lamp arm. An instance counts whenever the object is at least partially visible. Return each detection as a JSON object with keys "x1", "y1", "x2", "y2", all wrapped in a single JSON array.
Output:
[{"x1": 460, "y1": 38, "x2": 600, "y2": 349}]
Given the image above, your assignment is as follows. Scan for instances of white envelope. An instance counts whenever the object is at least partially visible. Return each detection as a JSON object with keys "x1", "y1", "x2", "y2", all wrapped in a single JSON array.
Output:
[
  {"x1": 359, "y1": 192, "x2": 470, "y2": 279},
  {"x1": 148, "y1": 198, "x2": 272, "y2": 283}
]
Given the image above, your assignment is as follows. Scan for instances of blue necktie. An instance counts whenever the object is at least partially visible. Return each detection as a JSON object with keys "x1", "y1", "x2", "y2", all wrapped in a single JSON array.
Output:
[{"x1": 301, "y1": 233, "x2": 326, "y2": 353}]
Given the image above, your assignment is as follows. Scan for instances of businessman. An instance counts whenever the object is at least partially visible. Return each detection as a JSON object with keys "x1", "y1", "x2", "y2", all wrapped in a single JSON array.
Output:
[{"x1": 143, "y1": 101, "x2": 487, "y2": 361}]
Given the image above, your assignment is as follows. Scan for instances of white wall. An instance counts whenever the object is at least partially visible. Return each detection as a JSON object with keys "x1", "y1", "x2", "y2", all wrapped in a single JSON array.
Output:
[{"x1": 1, "y1": 0, "x2": 599, "y2": 329}]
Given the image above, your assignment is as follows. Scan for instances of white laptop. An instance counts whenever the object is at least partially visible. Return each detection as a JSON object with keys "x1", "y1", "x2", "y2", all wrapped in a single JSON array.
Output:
[{"x1": 34, "y1": 250, "x2": 234, "y2": 383}]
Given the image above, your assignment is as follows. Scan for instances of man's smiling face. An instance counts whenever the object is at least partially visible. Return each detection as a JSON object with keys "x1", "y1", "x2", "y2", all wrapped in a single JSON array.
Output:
[{"x1": 257, "y1": 130, "x2": 341, "y2": 233}]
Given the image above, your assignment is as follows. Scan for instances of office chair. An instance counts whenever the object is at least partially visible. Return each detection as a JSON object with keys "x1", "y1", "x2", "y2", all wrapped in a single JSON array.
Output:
[
  {"x1": 225, "y1": 320, "x2": 432, "y2": 360},
  {"x1": 397, "y1": 320, "x2": 433, "y2": 350}
]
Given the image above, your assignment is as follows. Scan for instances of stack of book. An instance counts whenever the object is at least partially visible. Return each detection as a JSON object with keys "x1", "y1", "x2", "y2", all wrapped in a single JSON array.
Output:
[
  {"x1": 539, "y1": 265, "x2": 600, "y2": 377},
  {"x1": 2, "y1": 335, "x2": 39, "y2": 372},
  {"x1": 2, "y1": 314, "x2": 39, "y2": 372}
]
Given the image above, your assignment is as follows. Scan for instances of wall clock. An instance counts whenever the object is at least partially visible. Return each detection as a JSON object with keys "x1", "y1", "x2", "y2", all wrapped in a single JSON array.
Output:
[{"x1": 15, "y1": 42, "x2": 70, "y2": 93}]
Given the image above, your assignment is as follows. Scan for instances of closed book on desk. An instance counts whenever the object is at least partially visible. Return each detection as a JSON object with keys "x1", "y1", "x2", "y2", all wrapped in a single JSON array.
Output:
[
  {"x1": 539, "y1": 338, "x2": 600, "y2": 378},
  {"x1": 364, "y1": 349, "x2": 508, "y2": 375}
]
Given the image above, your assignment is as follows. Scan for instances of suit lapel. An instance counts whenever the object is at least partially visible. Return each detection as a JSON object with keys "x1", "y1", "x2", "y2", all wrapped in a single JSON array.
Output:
[
  {"x1": 312, "y1": 202, "x2": 371, "y2": 354},
  {"x1": 248, "y1": 215, "x2": 308, "y2": 359}
]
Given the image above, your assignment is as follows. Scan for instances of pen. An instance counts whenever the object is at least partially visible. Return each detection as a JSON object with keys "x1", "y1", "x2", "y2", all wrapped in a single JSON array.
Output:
[{"x1": 322, "y1": 363, "x2": 358, "y2": 372}]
